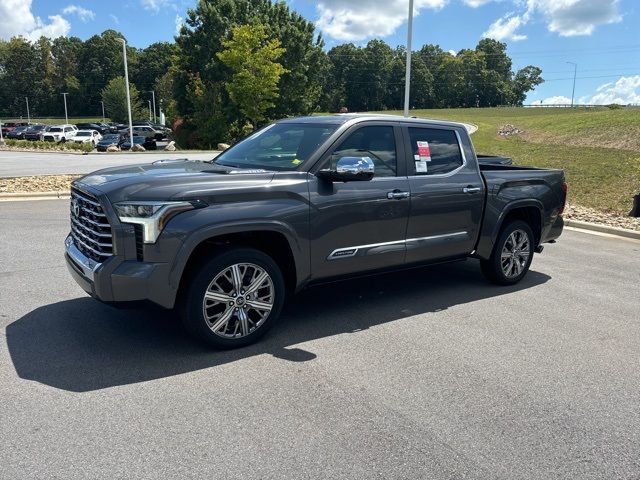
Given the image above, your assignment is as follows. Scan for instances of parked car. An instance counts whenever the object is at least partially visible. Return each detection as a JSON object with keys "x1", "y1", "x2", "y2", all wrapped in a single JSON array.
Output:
[
  {"x1": 96, "y1": 133, "x2": 126, "y2": 152},
  {"x1": 42, "y1": 124, "x2": 77, "y2": 142},
  {"x1": 1, "y1": 122, "x2": 28, "y2": 136},
  {"x1": 76, "y1": 123, "x2": 109, "y2": 135},
  {"x1": 65, "y1": 114, "x2": 566, "y2": 349},
  {"x1": 120, "y1": 135, "x2": 157, "y2": 150},
  {"x1": 132, "y1": 125, "x2": 164, "y2": 140},
  {"x1": 24, "y1": 124, "x2": 49, "y2": 141},
  {"x1": 6, "y1": 125, "x2": 30, "y2": 139},
  {"x1": 71, "y1": 130, "x2": 102, "y2": 146}
]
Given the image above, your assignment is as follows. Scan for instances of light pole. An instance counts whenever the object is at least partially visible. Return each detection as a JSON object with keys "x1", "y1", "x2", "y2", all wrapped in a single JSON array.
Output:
[
  {"x1": 118, "y1": 38, "x2": 134, "y2": 148},
  {"x1": 148, "y1": 100, "x2": 152, "y2": 121},
  {"x1": 25, "y1": 97, "x2": 31, "y2": 124},
  {"x1": 61, "y1": 93, "x2": 69, "y2": 124},
  {"x1": 403, "y1": 0, "x2": 414, "y2": 118},
  {"x1": 100, "y1": 101, "x2": 106, "y2": 123},
  {"x1": 0, "y1": 119, "x2": 4, "y2": 145},
  {"x1": 566, "y1": 61, "x2": 577, "y2": 107},
  {"x1": 147, "y1": 90, "x2": 157, "y2": 123}
]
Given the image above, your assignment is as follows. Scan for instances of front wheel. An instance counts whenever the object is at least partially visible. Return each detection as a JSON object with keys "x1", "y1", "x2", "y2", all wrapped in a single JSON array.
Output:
[
  {"x1": 180, "y1": 248, "x2": 285, "y2": 349},
  {"x1": 481, "y1": 220, "x2": 534, "y2": 285}
]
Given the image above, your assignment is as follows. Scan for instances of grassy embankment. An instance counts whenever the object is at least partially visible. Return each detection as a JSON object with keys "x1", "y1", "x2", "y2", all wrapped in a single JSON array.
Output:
[{"x1": 384, "y1": 107, "x2": 640, "y2": 215}]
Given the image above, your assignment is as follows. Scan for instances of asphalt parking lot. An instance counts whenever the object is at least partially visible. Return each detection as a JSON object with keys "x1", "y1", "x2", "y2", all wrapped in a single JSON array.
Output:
[
  {"x1": 0, "y1": 150, "x2": 220, "y2": 177},
  {"x1": 1, "y1": 199, "x2": 639, "y2": 479}
]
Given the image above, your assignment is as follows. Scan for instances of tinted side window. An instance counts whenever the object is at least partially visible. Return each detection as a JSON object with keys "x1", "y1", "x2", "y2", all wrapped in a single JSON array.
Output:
[
  {"x1": 408, "y1": 128, "x2": 463, "y2": 175},
  {"x1": 331, "y1": 126, "x2": 397, "y2": 177}
]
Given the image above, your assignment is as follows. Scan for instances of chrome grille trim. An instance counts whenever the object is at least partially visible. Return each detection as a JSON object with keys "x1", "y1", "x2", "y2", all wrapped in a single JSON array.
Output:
[{"x1": 70, "y1": 188, "x2": 113, "y2": 262}]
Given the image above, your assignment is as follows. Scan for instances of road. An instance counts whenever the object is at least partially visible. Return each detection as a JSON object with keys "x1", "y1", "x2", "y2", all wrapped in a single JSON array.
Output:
[
  {"x1": 0, "y1": 150, "x2": 220, "y2": 177},
  {"x1": 1, "y1": 199, "x2": 639, "y2": 479}
]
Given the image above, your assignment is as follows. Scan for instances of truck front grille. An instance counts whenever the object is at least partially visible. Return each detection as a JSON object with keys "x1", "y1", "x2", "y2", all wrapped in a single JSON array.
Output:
[{"x1": 70, "y1": 188, "x2": 113, "y2": 262}]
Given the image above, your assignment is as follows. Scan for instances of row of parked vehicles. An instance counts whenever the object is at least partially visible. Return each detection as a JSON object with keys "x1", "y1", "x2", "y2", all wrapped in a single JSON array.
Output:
[{"x1": 1, "y1": 120, "x2": 171, "y2": 151}]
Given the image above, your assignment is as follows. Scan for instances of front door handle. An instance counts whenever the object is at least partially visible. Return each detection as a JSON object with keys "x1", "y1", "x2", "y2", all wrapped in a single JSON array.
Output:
[
  {"x1": 463, "y1": 186, "x2": 481, "y2": 194},
  {"x1": 387, "y1": 190, "x2": 411, "y2": 200}
]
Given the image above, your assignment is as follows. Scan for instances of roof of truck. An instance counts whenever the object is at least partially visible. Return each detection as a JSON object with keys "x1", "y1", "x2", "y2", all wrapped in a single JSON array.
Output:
[{"x1": 277, "y1": 114, "x2": 467, "y2": 129}]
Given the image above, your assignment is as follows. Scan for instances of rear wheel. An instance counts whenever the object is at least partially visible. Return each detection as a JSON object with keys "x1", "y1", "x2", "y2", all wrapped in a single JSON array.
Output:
[
  {"x1": 481, "y1": 220, "x2": 534, "y2": 285},
  {"x1": 180, "y1": 248, "x2": 285, "y2": 349}
]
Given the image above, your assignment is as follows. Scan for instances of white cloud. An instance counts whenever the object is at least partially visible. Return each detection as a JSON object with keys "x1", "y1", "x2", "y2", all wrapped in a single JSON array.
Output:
[
  {"x1": 531, "y1": 95, "x2": 573, "y2": 105},
  {"x1": 584, "y1": 76, "x2": 640, "y2": 105},
  {"x1": 62, "y1": 5, "x2": 95, "y2": 23},
  {"x1": 315, "y1": 0, "x2": 447, "y2": 42},
  {"x1": 109, "y1": 14, "x2": 120, "y2": 24},
  {"x1": 0, "y1": 0, "x2": 69, "y2": 40},
  {"x1": 482, "y1": 14, "x2": 527, "y2": 41},
  {"x1": 535, "y1": 0, "x2": 621, "y2": 37},
  {"x1": 175, "y1": 14, "x2": 183, "y2": 35},
  {"x1": 463, "y1": 0, "x2": 494, "y2": 7},
  {"x1": 481, "y1": 0, "x2": 621, "y2": 43},
  {"x1": 141, "y1": 0, "x2": 174, "y2": 12}
]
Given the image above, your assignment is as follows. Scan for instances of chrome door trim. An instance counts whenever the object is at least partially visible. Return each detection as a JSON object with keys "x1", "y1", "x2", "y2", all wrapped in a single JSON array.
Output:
[
  {"x1": 405, "y1": 128, "x2": 468, "y2": 179},
  {"x1": 327, "y1": 231, "x2": 469, "y2": 260}
]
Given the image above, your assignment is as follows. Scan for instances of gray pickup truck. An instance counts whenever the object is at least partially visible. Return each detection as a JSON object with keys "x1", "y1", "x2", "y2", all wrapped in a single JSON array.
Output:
[{"x1": 65, "y1": 115, "x2": 566, "y2": 348}]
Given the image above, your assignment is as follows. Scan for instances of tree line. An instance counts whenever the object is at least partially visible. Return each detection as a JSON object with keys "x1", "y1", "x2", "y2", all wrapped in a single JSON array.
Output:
[{"x1": 0, "y1": 0, "x2": 543, "y2": 147}]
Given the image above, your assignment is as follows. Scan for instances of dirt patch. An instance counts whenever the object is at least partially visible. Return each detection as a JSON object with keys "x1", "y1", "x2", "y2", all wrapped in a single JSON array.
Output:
[
  {"x1": 0, "y1": 175, "x2": 80, "y2": 193},
  {"x1": 565, "y1": 203, "x2": 640, "y2": 231}
]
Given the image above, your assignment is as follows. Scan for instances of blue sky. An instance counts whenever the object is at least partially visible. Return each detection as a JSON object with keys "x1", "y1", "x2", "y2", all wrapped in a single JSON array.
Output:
[{"x1": 2, "y1": 0, "x2": 639, "y2": 104}]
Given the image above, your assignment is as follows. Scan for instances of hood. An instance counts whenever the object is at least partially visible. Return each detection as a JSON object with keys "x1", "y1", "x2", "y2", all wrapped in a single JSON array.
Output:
[{"x1": 74, "y1": 159, "x2": 277, "y2": 203}]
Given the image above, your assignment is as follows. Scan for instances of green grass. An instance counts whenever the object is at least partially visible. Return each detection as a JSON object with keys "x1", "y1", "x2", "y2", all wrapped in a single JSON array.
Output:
[
  {"x1": 2, "y1": 117, "x2": 107, "y2": 125},
  {"x1": 381, "y1": 107, "x2": 640, "y2": 215}
]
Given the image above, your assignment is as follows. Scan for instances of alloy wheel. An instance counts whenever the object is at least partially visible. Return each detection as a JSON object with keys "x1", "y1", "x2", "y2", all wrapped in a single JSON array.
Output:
[
  {"x1": 500, "y1": 229, "x2": 531, "y2": 278},
  {"x1": 202, "y1": 262, "x2": 275, "y2": 338}
]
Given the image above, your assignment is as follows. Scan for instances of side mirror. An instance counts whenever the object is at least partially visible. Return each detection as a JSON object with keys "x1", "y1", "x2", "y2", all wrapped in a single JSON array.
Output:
[{"x1": 317, "y1": 156, "x2": 375, "y2": 182}]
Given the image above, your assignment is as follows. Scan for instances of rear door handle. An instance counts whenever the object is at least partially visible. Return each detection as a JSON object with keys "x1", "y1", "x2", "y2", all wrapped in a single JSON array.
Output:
[
  {"x1": 387, "y1": 190, "x2": 411, "y2": 200},
  {"x1": 463, "y1": 186, "x2": 481, "y2": 194}
]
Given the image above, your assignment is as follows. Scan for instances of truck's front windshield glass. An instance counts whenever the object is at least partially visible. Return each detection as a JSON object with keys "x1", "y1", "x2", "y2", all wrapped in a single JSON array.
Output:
[{"x1": 214, "y1": 123, "x2": 338, "y2": 171}]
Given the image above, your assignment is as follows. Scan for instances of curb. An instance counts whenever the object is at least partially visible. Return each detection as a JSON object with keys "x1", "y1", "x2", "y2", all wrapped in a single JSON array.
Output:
[
  {"x1": 0, "y1": 191, "x2": 70, "y2": 201},
  {"x1": 565, "y1": 219, "x2": 640, "y2": 240}
]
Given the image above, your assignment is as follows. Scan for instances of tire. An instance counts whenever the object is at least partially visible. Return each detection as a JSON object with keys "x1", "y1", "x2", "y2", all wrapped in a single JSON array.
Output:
[
  {"x1": 180, "y1": 248, "x2": 286, "y2": 349},
  {"x1": 481, "y1": 220, "x2": 535, "y2": 285}
]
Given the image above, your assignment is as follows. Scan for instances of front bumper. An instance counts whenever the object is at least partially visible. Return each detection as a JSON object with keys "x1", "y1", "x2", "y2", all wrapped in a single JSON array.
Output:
[{"x1": 65, "y1": 234, "x2": 177, "y2": 308}]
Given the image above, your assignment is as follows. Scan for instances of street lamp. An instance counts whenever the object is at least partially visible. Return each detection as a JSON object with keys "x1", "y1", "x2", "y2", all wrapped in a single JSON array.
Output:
[
  {"x1": 25, "y1": 97, "x2": 31, "y2": 124},
  {"x1": 148, "y1": 100, "x2": 152, "y2": 121},
  {"x1": 403, "y1": 0, "x2": 414, "y2": 118},
  {"x1": 147, "y1": 90, "x2": 157, "y2": 123},
  {"x1": 100, "y1": 101, "x2": 106, "y2": 123},
  {"x1": 61, "y1": 93, "x2": 69, "y2": 124},
  {"x1": 117, "y1": 38, "x2": 134, "y2": 148},
  {"x1": 566, "y1": 61, "x2": 577, "y2": 107},
  {"x1": 0, "y1": 119, "x2": 4, "y2": 145}
]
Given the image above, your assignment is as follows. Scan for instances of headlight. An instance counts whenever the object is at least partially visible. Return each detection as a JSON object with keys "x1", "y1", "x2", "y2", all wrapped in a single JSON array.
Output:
[{"x1": 114, "y1": 201, "x2": 203, "y2": 243}]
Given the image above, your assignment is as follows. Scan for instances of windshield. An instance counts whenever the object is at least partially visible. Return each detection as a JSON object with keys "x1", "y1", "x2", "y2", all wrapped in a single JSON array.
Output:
[
  {"x1": 102, "y1": 135, "x2": 118, "y2": 141},
  {"x1": 214, "y1": 123, "x2": 338, "y2": 171},
  {"x1": 49, "y1": 127, "x2": 62, "y2": 132}
]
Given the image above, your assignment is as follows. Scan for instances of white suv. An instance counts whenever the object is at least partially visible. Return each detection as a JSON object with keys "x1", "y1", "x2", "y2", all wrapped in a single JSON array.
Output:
[
  {"x1": 71, "y1": 130, "x2": 102, "y2": 146},
  {"x1": 42, "y1": 124, "x2": 77, "y2": 142}
]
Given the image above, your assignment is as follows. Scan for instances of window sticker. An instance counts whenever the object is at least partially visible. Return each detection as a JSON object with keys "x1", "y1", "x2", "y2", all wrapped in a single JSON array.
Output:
[
  {"x1": 415, "y1": 161, "x2": 428, "y2": 173},
  {"x1": 417, "y1": 141, "x2": 431, "y2": 161},
  {"x1": 414, "y1": 154, "x2": 420, "y2": 161}
]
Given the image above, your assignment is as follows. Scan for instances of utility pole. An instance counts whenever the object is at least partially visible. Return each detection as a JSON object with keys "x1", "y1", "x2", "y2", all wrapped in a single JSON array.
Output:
[
  {"x1": 566, "y1": 61, "x2": 577, "y2": 107},
  {"x1": 100, "y1": 101, "x2": 106, "y2": 123},
  {"x1": 118, "y1": 38, "x2": 134, "y2": 148},
  {"x1": 148, "y1": 100, "x2": 152, "y2": 121},
  {"x1": 403, "y1": 0, "x2": 414, "y2": 118},
  {"x1": 25, "y1": 97, "x2": 31, "y2": 124},
  {"x1": 61, "y1": 93, "x2": 69, "y2": 124},
  {"x1": 148, "y1": 90, "x2": 157, "y2": 123}
]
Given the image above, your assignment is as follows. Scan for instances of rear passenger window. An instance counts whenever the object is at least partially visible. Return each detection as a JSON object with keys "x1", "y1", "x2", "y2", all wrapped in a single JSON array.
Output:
[
  {"x1": 331, "y1": 126, "x2": 397, "y2": 177},
  {"x1": 408, "y1": 128, "x2": 463, "y2": 175}
]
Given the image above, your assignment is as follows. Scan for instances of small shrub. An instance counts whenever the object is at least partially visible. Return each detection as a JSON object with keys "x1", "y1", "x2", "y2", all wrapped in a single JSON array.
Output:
[{"x1": 608, "y1": 103, "x2": 623, "y2": 110}]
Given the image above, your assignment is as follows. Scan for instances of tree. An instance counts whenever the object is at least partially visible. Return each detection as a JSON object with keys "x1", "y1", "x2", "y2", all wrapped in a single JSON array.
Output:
[
  {"x1": 101, "y1": 76, "x2": 145, "y2": 123},
  {"x1": 512, "y1": 66, "x2": 544, "y2": 105},
  {"x1": 216, "y1": 24, "x2": 287, "y2": 128}
]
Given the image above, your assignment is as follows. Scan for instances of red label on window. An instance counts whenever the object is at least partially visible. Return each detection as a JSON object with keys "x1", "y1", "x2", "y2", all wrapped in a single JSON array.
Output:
[{"x1": 417, "y1": 141, "x2": 431, "y2": 161}]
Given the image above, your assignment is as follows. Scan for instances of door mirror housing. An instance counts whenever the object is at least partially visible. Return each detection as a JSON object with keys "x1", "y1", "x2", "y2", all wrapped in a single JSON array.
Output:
[{"x1": 317, "y1": 156, "x2": 375, "y2": 182}]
